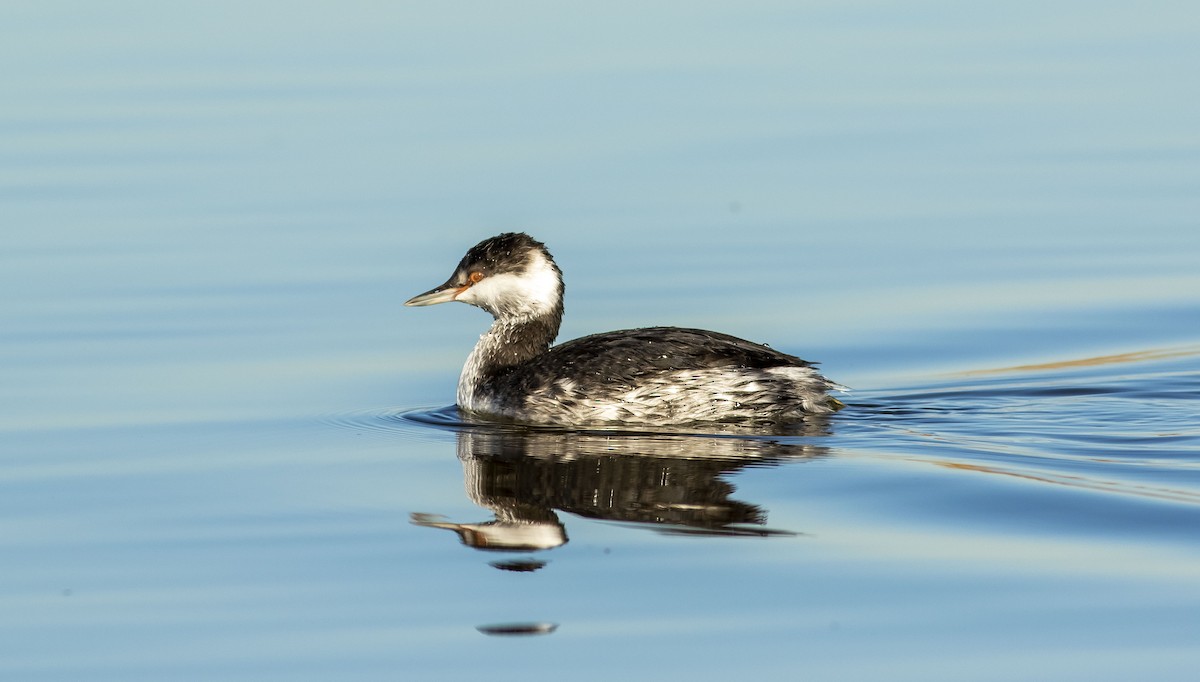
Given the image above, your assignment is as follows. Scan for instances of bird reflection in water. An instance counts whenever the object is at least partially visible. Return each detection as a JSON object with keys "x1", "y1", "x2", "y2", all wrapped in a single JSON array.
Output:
[
  {"x1": 410, "y1": 417, "x2": 832, "y2": 636},
  {"x1": 411, "y1": 418, "x2": 832, "y2": 559}
]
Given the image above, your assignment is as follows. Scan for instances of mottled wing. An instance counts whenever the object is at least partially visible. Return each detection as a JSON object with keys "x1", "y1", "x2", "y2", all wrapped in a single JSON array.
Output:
[{"x1": 535, "y1": 326, "x2": 812, "y2": 383}]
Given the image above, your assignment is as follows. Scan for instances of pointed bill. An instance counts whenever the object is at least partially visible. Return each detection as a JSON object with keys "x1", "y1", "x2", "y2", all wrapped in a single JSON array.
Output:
[{"x1": 404, "y1": 280, "x2": 464, "y2": 306}]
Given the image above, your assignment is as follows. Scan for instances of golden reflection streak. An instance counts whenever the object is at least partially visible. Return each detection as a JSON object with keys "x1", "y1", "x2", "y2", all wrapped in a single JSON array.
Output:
[
  {"x1": 933, "y1": 460, "x2": 1200, "y2": 505},
  {"x1": 955, "y1": 345, "x2": 1200, "y2": 377}
]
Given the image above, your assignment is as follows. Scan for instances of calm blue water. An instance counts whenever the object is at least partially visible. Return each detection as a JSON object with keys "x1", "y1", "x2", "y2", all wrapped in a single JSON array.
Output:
[{"x1": 3, "y1": 2, "x2": 1199, "y2": 680}]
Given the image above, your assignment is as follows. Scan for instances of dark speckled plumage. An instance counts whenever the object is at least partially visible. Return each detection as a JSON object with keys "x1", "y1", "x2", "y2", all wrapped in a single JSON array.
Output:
[
  {"x1": 494, "y1": 326, "x2": 811, "y2": 395},
  {"x1": 406, "y1": 233, "x2": 843, "y2": 425},
  {"x1": 456, "y1": 232, "x2": 553, "y2": 278}
]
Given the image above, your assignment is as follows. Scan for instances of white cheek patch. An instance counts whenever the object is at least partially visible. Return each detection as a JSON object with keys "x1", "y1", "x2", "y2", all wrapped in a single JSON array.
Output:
[{"x1": 458, "y1": 252, "x2": 560, "y2": 319}]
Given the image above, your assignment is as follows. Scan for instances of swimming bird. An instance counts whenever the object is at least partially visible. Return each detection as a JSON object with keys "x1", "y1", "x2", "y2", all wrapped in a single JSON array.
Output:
[{"x1": 405, "y1": 233, "x2": 842, "y2": 425}]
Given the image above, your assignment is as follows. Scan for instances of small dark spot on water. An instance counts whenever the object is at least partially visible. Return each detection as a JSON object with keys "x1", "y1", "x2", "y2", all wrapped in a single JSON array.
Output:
[
  {"x1": 489, "y1": 559, "x2": 549, "y2": 573},
  {"x1": 477, "y1": 622, "x2": 558, "y2": 637}
]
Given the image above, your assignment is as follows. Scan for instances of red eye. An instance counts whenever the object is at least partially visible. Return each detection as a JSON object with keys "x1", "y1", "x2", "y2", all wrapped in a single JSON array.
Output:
[{"x1": 468, "y1": 271, "x2": 484, "y2": 284}]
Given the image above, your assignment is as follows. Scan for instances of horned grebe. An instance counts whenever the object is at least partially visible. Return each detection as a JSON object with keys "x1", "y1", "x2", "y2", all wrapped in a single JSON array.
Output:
[{"x1": 405, "y1": 233, "x2": 843, "y2": 425}]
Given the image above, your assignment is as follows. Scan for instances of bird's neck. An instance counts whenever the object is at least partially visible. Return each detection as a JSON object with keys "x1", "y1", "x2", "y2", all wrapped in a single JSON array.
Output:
[{"x1": 457, "y1": 311, "x2": 561, "y2": 407}]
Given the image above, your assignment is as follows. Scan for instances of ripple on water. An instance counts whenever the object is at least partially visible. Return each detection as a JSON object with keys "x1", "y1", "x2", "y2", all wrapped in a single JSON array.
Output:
[
  {"x1": 838, "y1": 347, "x2": 1200, "y2": 508},
  {"x1": 320, "y1": 405, "x2": 459, "y2": 442}
]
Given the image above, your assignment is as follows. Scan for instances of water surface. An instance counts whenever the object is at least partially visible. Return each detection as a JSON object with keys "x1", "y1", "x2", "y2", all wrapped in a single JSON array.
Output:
[{"x1": 2, "y1": 2, "x2": 1199, "y2": 680}]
